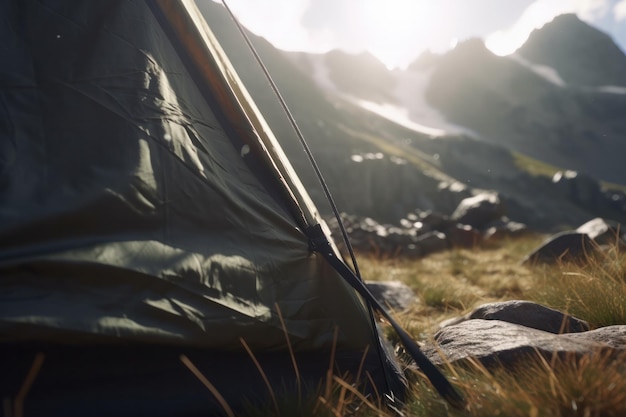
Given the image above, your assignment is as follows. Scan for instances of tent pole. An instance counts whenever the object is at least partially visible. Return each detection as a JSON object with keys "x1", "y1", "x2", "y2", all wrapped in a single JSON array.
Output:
[{"x1": 307, "y1": 225, "x2": 466, "y2": 410}]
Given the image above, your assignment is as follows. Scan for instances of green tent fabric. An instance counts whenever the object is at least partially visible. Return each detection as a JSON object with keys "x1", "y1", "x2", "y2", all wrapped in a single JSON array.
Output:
[{"x1": 0, "y1": 1, "x2": 404, "y2": 414}]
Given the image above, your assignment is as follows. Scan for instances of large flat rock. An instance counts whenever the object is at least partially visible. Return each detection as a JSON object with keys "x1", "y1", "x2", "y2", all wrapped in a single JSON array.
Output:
[
  {"x1": 439, "y1": 300, "x2": 589, "y2": 333},
  {"x1": 423, "y1": 319, "x2": 623, "y2": 367}
]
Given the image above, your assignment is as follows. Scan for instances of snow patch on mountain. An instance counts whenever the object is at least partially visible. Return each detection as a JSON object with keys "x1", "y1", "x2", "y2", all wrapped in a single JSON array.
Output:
[
  {"x1": 388, "y1": 68, "x2": 476, "y2": 137},
  {"x1": 286, "y1": 51, "x2": 475, "y2": 138},
  {"x1": 347, "y1": 67, "x2": 476, "y2": 138},
  {"x1": 595, "y1": 85, "x2": 626, "y2": 94},
  {"x1": 353, "y1": 99, "x2": 448, "y2": 137},
  {"x1": 510, "y1": 54, "x2": 566, "y2": 86}
]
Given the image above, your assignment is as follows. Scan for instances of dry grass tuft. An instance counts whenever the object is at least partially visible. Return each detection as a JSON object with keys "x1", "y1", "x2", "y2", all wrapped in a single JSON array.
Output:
[
  {"x1": 439, "y1": 350, "x2": 626, "y2": 417},
  {"x1": 354, "y1": 235, "x2": 626, "y2": 416},
  {"x1": 527, "y1": 242, "x2": 626, "y2": 327}
]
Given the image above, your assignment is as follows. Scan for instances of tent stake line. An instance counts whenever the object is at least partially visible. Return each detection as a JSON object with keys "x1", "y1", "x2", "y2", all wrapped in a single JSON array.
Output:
[{"x1": 307, "y1": 225, "x2": 466, "y2": 409}]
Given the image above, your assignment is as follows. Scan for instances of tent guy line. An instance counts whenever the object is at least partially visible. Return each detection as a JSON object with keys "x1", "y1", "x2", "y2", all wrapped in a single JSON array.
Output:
[
  {"x1": 220, "y1": 0, "x2": 362, "y2": 276},
  {"x1": 221, "y1": 0, "x2": 465, "y2": 407}
]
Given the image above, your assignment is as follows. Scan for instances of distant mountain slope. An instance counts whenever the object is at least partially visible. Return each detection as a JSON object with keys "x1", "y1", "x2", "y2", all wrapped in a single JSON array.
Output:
[
  {"x1": 324, "y1": 50, "x2": 397, "y2": 102},
  {"x1": 289, "y1": 21, "x2": 626, "y2": 185},
  {"x1": 424, "y1": 38, "x2": 626, "y2": 184},
  {"x1": 196, "y1": 1, "x2": 455, "y2": 222},
  {"x1": 198, "y1": 3, "x2": 626, "y2": 231},
  {"x1": 516, "y1": 14, "x2": 626, "y2": 88}
]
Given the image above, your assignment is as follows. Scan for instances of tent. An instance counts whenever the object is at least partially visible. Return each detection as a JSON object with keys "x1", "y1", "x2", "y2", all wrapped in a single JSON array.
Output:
[{"x1": 0, "y1": 1, "x2": 458, "y2": 415}]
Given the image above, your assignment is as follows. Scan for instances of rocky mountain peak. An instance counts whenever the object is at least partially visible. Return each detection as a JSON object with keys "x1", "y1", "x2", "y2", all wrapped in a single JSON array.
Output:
[
  {"x1": 430, "y1": 37, "x2": 503, "y2": 76},
  {"x1": 323, "y1": 49, "x2": 396, "y2": 102},
  {"x1": 452, "y1": 37, "x2": 492, "y2": 55},
  {"x1": 407, "y1": 49, "x2": 442, "y2": 71},
  {"x1": 325, "y1": 49, "x2": 387, "y2": 72},
  {"x1": 516, "y1": 13, "x2": 626, "y2": 87}
]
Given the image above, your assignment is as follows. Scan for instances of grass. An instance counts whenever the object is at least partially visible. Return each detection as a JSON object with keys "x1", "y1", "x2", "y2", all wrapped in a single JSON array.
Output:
[
  {"x1": 337, "y1": 124, "x2": 456, "y2": 183},
  {"x1": 405, "y1": 350, "x2": 626, "y2": 417},
  {"x1": 356, "y1": 235, "x2": 540, "y2": 334},
  {"x1": 513, "y1": 150, "x2": 626, "y2": 192},
  {"x1": 512, "y1": 151, "x2": 561, "y2": 179},
  {"x1": 335, "y1": 234, "x2": 626, "y2": 416},
  {"x1": 527, "y1": 243, "x2": 626, "y2": 327}
]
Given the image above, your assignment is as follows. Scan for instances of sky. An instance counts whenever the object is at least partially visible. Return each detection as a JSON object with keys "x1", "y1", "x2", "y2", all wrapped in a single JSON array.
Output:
[{"x1": 214, "y1": 0, "x2": 626, "y2": 69}]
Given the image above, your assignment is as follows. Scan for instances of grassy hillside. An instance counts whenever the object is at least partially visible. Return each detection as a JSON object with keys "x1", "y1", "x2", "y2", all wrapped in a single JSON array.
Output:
[
  {"x1": 234, "y1": 235, "x2": 626, "y2": 416},
  {"x1": 514, "y1": 151, "x2": 626, "y2": 193}
]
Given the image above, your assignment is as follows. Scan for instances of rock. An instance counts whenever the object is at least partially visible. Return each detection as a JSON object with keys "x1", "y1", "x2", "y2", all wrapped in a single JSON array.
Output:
[
  {"x1": 414, "y1": 231, "x2": 449, "y2": 255},
  {"x1": 576, "y1": 217, "x2": 625, "y2": 246},
  {"x1": 365, "y1": 281, "x2": 417, "y2": 311},
  {"x1": 416, "y1": 210, "x2": 453, "y2": 231},
  {"x1": 327, "y1": 214, "x2": 452, "y2": 257},
  {"x1": 435, "y1": 181, "x2": 472, "y2": 212},
  {"x1": 483, "y1": 218, "x2": 528, "y2": 240},
  {"x1": 552, "y1": 170, "x2": 602, "y2": 209},
  {"x1": 444, "y1": 223, "x2": 482, "y2": 248},
  {"x1": 423, "y1": 319, "x2": 619, "y2": 367},
  {"x1": 451, "y1": 192, "x2": 505, "y2": 229},
  {"x1": 439, "y1": 300, "x2": 589, "y2": 334},
  {"x1": 521, "y1": 231, "x2": 595, "y2": 265},
  {"x1": 567, "y1": 325, "x2": 626, "y2": 349}
]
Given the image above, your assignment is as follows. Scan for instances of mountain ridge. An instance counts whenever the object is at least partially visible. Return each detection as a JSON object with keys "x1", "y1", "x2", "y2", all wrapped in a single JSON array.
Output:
[
  {"x1": 516, "y1": 13, "x2": 626, "y2": 88},
  {"x1": 284, "y1": 15, "x2": 626, "y2": 185},
  {"x1": 199, "y1": 3, "x2": 626, "y2": 232}
]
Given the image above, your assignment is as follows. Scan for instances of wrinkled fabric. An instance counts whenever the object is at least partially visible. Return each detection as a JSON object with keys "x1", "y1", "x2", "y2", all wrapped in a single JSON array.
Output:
[{"x1": 0, "y1": 0, "x2": 374, "y2": 351}]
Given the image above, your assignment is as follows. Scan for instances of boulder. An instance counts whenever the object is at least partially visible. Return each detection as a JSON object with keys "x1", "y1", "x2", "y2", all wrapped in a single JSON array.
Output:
[
  {"x1": 576, "y1": 217, "x2": 625, "y2": 246},
  {"x1": 566, "y1": 325, "x2": 626, "y2": 349},
  {"x1": 365, "y1": 280, "x2": 417, "y2": 311},
  {"x1": 439, "y1": 300, "x2": 589, "y2": 333},
  {"x1": 521, "y1": 231, "x2": 595, "y2": 265},
  {"x1": 423, "y1": 319, "x2": 621, "y2": 367},
  {"x1": 451, "y1": 192, "x2": 505, "y2": 229}
]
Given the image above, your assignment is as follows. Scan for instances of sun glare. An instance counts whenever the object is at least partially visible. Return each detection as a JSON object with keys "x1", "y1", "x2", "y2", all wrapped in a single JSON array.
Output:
[
  {"x1": 485, "y1": 30, "x2": 526, "y2": 56},
  {"x1": 361, "y1": 0, "x2": 423, "y2": 33},
  {"x1": 356, "y1": 0, "x2": 446, "y2": 69}
]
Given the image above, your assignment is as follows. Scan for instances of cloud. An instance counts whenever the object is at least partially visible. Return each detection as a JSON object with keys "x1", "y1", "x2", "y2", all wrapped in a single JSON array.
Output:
[
  {"x1": 217, "y1": 0, "x2": 318, "y2": 51},
  {"x1": 218, "y1": 0, "x2": 625, "y2": 67},
  {"x1": 576, "y1": 0, "x2": 611, "y2": 19},
  {"x1": 614, "y1": 0, "x2": 626, "y2": 21}
]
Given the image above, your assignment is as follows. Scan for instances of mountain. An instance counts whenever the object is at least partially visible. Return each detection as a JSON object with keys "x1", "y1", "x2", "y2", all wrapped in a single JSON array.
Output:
[
  {"x1": 324, "y1": 50, "x2": 396, "y2": 102},
  {"x1": 283, "y1": 15, "x2": 626, "y2": 185},
  {"x1": 425, "y1": 37, "x2": 626, "y2": 185},
  {"x1": 199, "y1": 3, "x2": 626, "y2": 232},
  {"x1": 516, "y1": 14, "x2": 626, "y2": 88}
]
